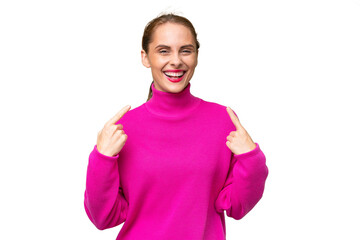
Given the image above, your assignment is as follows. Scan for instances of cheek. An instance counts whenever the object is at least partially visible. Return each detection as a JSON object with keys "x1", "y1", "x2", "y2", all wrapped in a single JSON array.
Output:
[
  {"x1": 151, "y1": 57, "x2": 168, "y2": 70},
  {"x1": 187, "y1": 57, "x2": 198, "y2": 69}
]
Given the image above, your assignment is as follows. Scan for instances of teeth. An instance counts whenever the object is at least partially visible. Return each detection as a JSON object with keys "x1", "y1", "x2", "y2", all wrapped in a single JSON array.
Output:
[{"x1": 164, "y1": 71, "x2": 185, "y2": 77}]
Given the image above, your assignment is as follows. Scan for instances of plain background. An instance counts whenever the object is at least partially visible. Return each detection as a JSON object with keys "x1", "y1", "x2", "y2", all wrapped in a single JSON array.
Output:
[{"x1": 1, "y1": 0, "x2": 359, "y2": 239}]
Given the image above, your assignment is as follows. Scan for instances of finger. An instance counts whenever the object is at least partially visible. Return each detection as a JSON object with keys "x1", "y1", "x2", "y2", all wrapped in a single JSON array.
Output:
[
  {"x1": 226, "y1": 106, "x2": 242, "y2": 131},
  {"x1": 106, "y1": 105, "x2": 131, "y2": 126},
  {"x1": 114, "y1": 129, "x2": 124, "y2": 137},
  {"x1": 115, "y1": 123, "x2": 123, "y2": 130},
  {"x1": 116, "y1": 133, "x2": 128, "y2": 147},
  {"x1": 111, "y1": 124, "x2": 123, "y2": 133}
]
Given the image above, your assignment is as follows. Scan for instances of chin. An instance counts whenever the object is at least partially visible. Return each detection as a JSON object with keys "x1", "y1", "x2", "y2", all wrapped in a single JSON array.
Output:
[{"x1": 165, "y1": 81, "x2": 188, "y2": 93}]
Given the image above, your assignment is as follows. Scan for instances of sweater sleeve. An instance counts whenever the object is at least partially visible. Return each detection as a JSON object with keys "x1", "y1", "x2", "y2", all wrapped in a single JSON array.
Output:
[
  {"x1": 215, "y1": 142, "x2": 268, "y2": 220},
  {"x1": 84, "y1": 145, "x2": 129, "y2": 230}
]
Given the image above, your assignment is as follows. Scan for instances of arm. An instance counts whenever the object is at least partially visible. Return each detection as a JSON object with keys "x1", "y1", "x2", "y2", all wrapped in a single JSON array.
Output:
[
  {"x1": 215, "y1": 142, "x2": 268, "y2": 220},
  {"x1": 84, "y1": 145, "x2": 129, "y2": 230}
]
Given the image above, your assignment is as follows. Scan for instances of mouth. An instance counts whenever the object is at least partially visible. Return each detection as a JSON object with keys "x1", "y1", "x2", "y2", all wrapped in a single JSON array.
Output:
[{"x1": 163, "y1": 70, "x2": 186, "y2": 82}]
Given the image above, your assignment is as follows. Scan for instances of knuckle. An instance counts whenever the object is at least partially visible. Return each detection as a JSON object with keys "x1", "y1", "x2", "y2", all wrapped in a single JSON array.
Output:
[
  {"x1": 114, "y1": 130, "x2": 123, "y2": 136},
  {"x1": 122, "y1": 134, "x2": 128, "y2": 141}
]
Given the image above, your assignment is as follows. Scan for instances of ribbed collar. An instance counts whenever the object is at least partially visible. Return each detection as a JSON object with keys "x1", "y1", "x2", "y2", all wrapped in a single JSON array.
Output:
[{"x1": 145, "y1": 82, "x2": 202, "y2": 119}]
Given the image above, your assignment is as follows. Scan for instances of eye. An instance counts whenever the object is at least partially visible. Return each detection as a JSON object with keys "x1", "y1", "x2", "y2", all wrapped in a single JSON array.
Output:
[
  {"x1": 159, "y1": 49, "x2": 169, "y2": 54},
  {"x1": 182, "y1": 49, "x2": 192, "y2": 54}
]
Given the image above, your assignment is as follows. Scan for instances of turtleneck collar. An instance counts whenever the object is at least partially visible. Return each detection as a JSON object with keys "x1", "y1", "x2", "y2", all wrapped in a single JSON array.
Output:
[{"x1": 145, "y1": 82, "x2": 202, "y2": 119}]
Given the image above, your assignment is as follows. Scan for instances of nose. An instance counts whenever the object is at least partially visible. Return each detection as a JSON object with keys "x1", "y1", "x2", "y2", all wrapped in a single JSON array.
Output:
[{"x1": 169, "y1": 52, "x2": 183, "y2": 68}]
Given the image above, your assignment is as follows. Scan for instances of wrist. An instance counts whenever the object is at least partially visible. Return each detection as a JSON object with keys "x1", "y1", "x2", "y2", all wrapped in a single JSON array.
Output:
[{"x1": 96, "y1": 145, "x2": 115, "y2": 157}]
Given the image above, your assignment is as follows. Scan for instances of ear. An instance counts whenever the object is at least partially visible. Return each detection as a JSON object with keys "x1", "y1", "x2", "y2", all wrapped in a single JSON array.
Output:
[
  {"x1": 194, "y1": 49, "x2": 199, "y2": 67},
  {"x1": 141, "y1": 49, "x2": 151, "y2": 68}
]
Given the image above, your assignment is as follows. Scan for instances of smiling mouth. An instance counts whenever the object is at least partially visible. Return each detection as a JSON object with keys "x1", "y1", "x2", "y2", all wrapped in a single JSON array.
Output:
[{"x1": 163, "y1": 71, "x2": 186, "y2": 78}]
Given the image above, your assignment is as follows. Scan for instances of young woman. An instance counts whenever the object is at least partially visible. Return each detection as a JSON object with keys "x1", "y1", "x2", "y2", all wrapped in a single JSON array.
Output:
[{"x1": 84, "y1": 13, "x2": 269, "y2": 240}]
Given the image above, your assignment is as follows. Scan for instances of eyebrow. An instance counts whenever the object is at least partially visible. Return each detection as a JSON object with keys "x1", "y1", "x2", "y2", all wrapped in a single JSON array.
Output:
[{"x1": 154, "y1": 44, "x2": 195, "y2": 49}]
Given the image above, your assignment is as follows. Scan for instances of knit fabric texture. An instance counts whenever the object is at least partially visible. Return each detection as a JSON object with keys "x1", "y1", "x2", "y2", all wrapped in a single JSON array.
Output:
[{"x1": 84, "y1": 82, "x2": 269, "y2": 239}]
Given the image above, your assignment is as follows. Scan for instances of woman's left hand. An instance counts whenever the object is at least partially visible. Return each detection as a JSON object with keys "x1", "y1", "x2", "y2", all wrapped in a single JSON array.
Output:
[{"x1": 226, "y1": 106, "x2": 257, "y2": 155}]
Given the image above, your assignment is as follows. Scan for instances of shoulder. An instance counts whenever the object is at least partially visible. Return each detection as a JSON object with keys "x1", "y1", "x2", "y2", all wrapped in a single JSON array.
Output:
[
  {"x1": 199, "y1": 99, "x2": 227, "y2": 116},
  {"x1": 198, "y1": 99, "x2": 235, "y2": 130}
]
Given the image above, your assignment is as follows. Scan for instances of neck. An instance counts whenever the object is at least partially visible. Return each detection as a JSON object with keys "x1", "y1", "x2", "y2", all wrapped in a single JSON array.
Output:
[{"x1": 145, "y1": 82, "x2": 201, "y2": 119}]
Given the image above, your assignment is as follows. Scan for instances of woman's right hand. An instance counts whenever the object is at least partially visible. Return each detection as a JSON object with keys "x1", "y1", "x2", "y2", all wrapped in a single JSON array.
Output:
[{"x1": 96, "y1": 105, "x2": 131, "y2": 157}]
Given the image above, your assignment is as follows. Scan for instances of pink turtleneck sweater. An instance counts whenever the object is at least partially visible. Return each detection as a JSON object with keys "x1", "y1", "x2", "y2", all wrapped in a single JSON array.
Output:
[{"x1": 84, "y1": 82, "x2": 268, "y2": 239}]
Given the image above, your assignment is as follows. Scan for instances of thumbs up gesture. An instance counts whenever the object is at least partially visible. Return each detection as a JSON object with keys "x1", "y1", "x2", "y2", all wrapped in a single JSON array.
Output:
[
  {"x1": 96, "y1": 105, "x2": 131, "y2": 157},
  {"x1": 226, "y1": 107, "x2": 257, "y2": 155}
]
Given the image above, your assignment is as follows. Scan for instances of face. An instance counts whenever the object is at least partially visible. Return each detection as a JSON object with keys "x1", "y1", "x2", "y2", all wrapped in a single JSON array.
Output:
[{"x1": 141, "y1": 22, "x2": 198, "y2": 93}]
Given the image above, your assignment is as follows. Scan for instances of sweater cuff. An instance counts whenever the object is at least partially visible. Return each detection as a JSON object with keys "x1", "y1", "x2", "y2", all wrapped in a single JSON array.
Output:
[
  {"x1": 93, "y1": 145, "x2": 120, "y2": 160},
  {"x1": 233, "y1": 142, "x2": 260, "y2": 159}
]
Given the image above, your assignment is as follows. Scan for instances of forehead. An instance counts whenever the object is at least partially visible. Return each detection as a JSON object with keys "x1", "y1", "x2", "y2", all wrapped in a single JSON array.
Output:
[{"x1": 151, "y1": 22, "x2": 195, "y2": 46}]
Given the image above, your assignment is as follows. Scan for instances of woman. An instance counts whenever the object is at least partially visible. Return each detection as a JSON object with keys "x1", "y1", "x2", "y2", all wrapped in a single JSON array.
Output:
[{"x1": 84, "y1": 13, "x2": 269, "y2": 240}]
